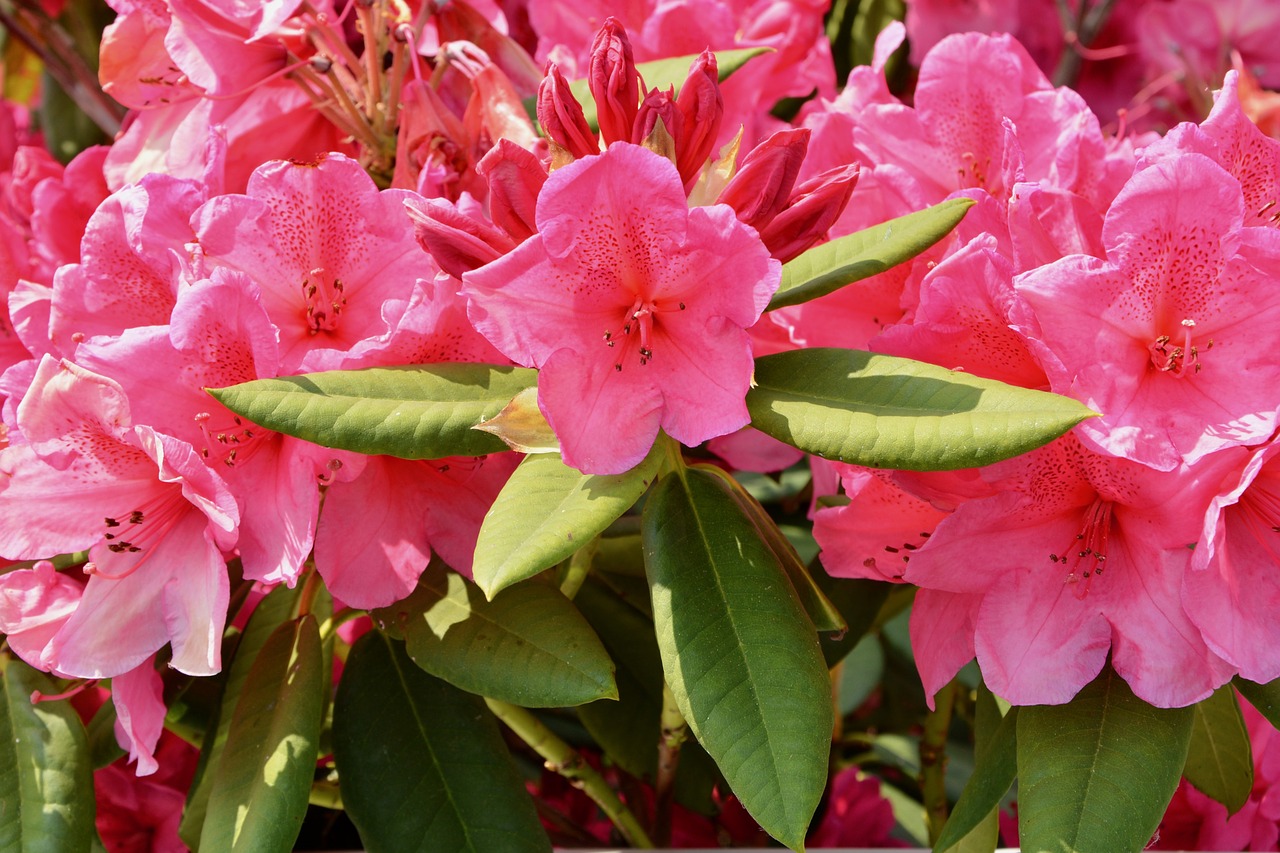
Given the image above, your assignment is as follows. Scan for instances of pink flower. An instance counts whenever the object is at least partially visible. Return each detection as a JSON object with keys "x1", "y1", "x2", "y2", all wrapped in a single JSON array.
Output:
[
  {"x1": 462, "y1": 143, "x2": 780, "y2": 474},
  {"x1": 808, "y1": 768, "x2": 906, "y2": 848},
  {"x1": 1016, "y1": 152, "x2": 1280, "y2": 470},
  {"x1": 95, "y1": 728, "x2": 198, "y2": 853}
]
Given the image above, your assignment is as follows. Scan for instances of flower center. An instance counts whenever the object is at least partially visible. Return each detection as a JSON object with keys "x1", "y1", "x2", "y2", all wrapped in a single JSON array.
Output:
[
  {"x1": 87, "y1": 489, "x2": 190, "y2": 580},
  {"x1": 1049, "y1": 498, "x2": 1113, "y2": 599},
  {"x1": 602, "y1": 295, "x2": 686, "y2": 372},
  {"x1": 194, "y1": 411, "x2": 263, "y2": 469},
  {"x1": 302, "y1": 267, "x2": 347, "y2": 334},
  {"x1": 1149, "y1": 318, "x2": 1212, "y2": 377}
]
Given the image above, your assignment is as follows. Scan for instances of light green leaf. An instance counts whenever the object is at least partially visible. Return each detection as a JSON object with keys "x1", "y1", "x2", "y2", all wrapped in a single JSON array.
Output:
[
  {"x1": 199, "y1": 616, "x2": 323, "y2": 853},
  {"x1": 334, "y1": 632, "x2": 550, "y2": 853},
  {"x1": 1017, "y1": 667, "x2": 1192, "y2": 853},
  {"x1": 564, "y1": 48, "x2": 771, "y2": 131},
  {"x1": 373, "y1": 563, "x2": 616, "y2": 707},
  {"x1": 643, "y1": 468, "x2": 831, "y2": 850},
  {"x1": 934, "y1": 700, "x2": 1017, "y2": 852},
  {"x1": 748, "y1": 348, "x2": 1096, "y2": 471},
  {"x1": 208, "y1": 363, "x2": 537, "y2": 460},
  {"x1": 767, "y1": 198, "x2": 973, "y2": 310},
  {"x1": 1185, "y1": 685, "x2": 1252, "y2": 815},
  {"x1": 473, "y1": 445, "x2": 660, "y2": 598},
  {"x1": 0, "y1": 656, "x2": 95, "y2": 853}
]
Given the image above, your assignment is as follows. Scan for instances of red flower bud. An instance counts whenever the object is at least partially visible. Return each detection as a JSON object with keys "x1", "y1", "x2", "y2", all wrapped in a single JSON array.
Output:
[
  {"x1": 674, "y1": 50, "x2": 723, "y2": 189},
  {"x1": 404, "y1": 196, "x2": 516, "y2": 279},
  {"x1": 536, "y1": 64, "x2": 599, "y2": 160},
  {"x1": 632, "y1": 86, "x2": 683, "y2": 158},
  {"x1": 758, "y1": 164, "x2": 859, "y2": 262},
  {"x1": 717, "y1": 128, "x2": 810, "y2": 231},
  {"x1": 476, "y1": 139, "x2": 547, "y2": 243},
  {"x1": 588, "y1": 18, "x2": 640, "y2": 147}
]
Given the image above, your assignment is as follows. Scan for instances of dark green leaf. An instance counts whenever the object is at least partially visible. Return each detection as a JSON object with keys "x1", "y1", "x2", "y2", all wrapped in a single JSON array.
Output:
[
  {"x1": 0, "y1": 656, "x2": 95, "y2": 853},
  {"x1": 199, "y1": 616, "x2": 323, "y2": 853},
  {"x1": 814, "y1": 568, "x2": 893, "y2": 667},
  {"x1": 334, "y1": 632, "x2": 550, "y2": 853},
  {"x1": 1185, "y1": 685, "x2": 1252, "y2": 814},
  {"x1": 1235, "y1": 676, "x2": 1280, "y2": 731},
  {"x1": 767, "y1": 198, "x2": 973, "y2": 310},
  {"x1": 181, "y1": 583, "x2": 303, "y2": 848},
  {"x1": 934, "y1": 701, "x2": 1017, "y2": 852},
  {"x1": 748, "y1": 348, "x2": 1096, "y2": 471},
  {"x1": 473, "y1": 445, "x2": 660, "y2": 598},
  {"x1": 643, "y1": 468, "x2": 831, "y2": 849},
  {"x1": 208, "y1": 364, "x2": 537, "y2": 460},
  {"x1": 1017, "y1": 668, "x2": 1192, "y2": 853},
  {"x1": 373, "y1": 563, "x2": 616, "y2": 707}
]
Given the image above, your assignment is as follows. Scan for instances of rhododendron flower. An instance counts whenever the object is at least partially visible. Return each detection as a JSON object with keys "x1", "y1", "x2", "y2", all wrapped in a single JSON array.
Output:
[
  {"x1": 1017, "y1": 152, "x2": 1280, "y2": 470},
  {"x1": 463, "y1": 143, "x2": 780, "y2": 474}
]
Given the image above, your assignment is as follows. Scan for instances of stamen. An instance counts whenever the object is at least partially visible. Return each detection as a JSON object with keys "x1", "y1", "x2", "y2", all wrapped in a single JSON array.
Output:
[
  {"x1": 1052, "y1": 499, "x2": 1113, "y2": 599},
  {"x1": 1149, "y1": 318, "x2": 1208, "y2": 377}
]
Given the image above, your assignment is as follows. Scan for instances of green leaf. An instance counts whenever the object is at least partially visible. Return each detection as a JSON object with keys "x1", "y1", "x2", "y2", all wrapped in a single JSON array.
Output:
[
  {"x1": 1017, "y1": 667, "x2": 1192, "y2": 853},
  {"x1": 1235, "y1": 675, "x2": 1280, "y2": 730},
  {"x1": 748, "y1": 348, "x2": 1097, "y2": 471},
  {"x1": 561, "y1": 48, "x2": 770, "y2": 131},
  {"x1": 208, "y1": 363, "x2": 537, "y2": 460},
  {"x1": 643, "y1": 468, "x2": 831, "y2": 850},
  {"x1": 0, "y1": 656, "x2": 95, "y2": 853},
  {"x1": 181, "y1": 583, "x2": 304, "y2": 849},
  {"x1": 934, "y1": 701, "x2": 1017, "y2": 852},
  {"x1": 199, "y1": 616, "x2": 323, "y2": 853},
  {"x1": 695, "y1": 464, "x2": 845, "y2": 633},
  {"x1": 1184, "y1": 685, "x2": 1252, "y2": 815},
  {"x1": 334, "y1": 632, "x2": 550, "y2": 853},
  {"x1": 473, "y1": 445, "x2": 661, "y2": 598},
  {"x1": 373, "y1": 563, "x2": 616, "y2": 707},
  {"x1": 767, "y1": 198, "x2": 973, "y2": 310},
  {"x1": 813, "y1": 570, "x2": 893, "y2": 667}
]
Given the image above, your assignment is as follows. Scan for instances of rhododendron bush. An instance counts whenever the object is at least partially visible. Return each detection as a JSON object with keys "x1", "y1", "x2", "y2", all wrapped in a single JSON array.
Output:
[{"x1": 6, "y1": 0, "x2": 1280, "y2": 850}]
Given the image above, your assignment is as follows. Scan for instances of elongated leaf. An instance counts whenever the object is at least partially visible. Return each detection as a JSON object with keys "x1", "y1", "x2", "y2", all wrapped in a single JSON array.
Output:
[
  {"x1": 0, "y1": 656, "x2": 94, "y2": 853},
  {"x1": 208, "y1": 363, "x2": 537, "y2": 460},
  {"x1": 1017, "y1": 668, "x2": 1192, "y2": 853},
  {"x1": 473, "y1": 445, "x2": 660, "y2": 598},
  {"x1": 1185, "y1": 685, "x2": 1252, "y2": 814},
  {"x1": 373, "y1": 563, "x2": 616, "y2": 707},
  {"x1": 181, "y1": 584, "x2": 303, "y2": 848},
  {"x1": 643, "y1": 468, "x2": 831, "y2": 850},
  {"x1": 1235, "y1": 676, "x2": 1280, "y2": 730},
  {"x1": 748, "y1": 348, "x2": 1096, "y2": 471},
  {"x1": 559, "y1": 48, "x2": 770, "y2": 131},
  {"x1": 334, "y1": 632, "x2": 550, "y2": 853},
  {"x1": 934, "y1": 701, "x2": 1017, "y2": 852},
  {"x1": 814, "y1": 570, "x2": 892, "y2": 667},
  {"x1": 199, "y1": 616, "x2": 323, "y2": 853},
  {"x1": 693, "y1": 464, "x2": 845, "y2": 633},
  {"x1": 767, "y1": 198, "x2": 973, "y2": 310}
]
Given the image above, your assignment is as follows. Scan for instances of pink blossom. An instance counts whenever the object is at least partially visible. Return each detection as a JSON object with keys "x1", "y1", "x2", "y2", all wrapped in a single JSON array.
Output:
[
  {"x1": 462, "y1": 142, "x2": 779, "y2": 474},
  {"x1": 902, "y1": 433, "x2": 1241, "y2": 707},
  {"x1": 0, "y1": 560, "x2": 82, "y2": 671},
  {"x1": 808, "y1": 768, "x2": 907, "y2": 848},
  {"x1": 111, "y1": 661, "x2": 167, "y2": 776},
  {"x1": 1016, "y1": 152, "x2": 1280, "y2": 470},
  {"x1": 95, "y1": 729, "x2": 198, "y2": 852}
]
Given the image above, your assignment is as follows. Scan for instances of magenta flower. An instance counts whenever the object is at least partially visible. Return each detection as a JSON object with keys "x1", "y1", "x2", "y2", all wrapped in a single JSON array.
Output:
[{"x1": 463, "y1": 143, "x2": 780, "y2": 474}]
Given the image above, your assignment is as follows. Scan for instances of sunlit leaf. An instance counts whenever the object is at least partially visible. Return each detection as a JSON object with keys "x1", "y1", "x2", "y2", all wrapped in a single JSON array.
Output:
[{"x1": 748, "y1": 348, "x2": 1096, "y2": 471}]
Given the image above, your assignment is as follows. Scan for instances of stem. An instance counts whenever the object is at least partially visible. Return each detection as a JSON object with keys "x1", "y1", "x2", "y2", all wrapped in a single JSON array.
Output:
[
  {"x1": 485, "y1": 698, "x2": 655, "y2": 849},
  {"x1": 295, "y1": 568, "x2": 323, "y2": 618},
  {"x1": 0, "y1": 0, "x2": 126, "y2": 135},
  {"x1": 652, "y1": 684, "x2": 687, "y2": 846},
  {"x1": 921, "y1": 678, "x2": 959, "y2": 846},
  {"x1": 355, "y1": 1, "x2": 385, "y2": 125},
  {"x1": 558, "y1": 537, "x2": 598, "y2": 600}
]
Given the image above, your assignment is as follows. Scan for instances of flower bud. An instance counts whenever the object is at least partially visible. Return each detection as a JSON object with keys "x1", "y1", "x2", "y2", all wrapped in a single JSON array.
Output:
[
  {"x1": 674, "y1": 50, "x2": 723, "y2": 189},
  {"x1": 632, "y1": 86, "x2": 683, "y2": 164},
  {"x1": 476, "y1": 139, "x2": 547, "y2": 242},
  {"x1": 717, "y1": 128, "x2": 810, "y2": 231},
  {"x1": 758, "y1": 164, "x2": 859, "y2": 262},
  {"x1": 404, "y1": 196, "x2": 516, "y2": 279},
  {"x1": 588, "y1": 18, "x2": 640, "y2": 146},
  {"x1": 536, "y1": 64, "x2": 599, "y2": 160}
]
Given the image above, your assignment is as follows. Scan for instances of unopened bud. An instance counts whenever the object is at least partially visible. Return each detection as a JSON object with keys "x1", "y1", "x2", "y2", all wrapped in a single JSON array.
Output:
[
  {"x1": 717, "y1": 128, "x2": 810, "y2": 231},
  {"x1": 476, "y1": 139, "x2": 547, "y2": 242},
  {"x1": 674, "y1": 50, "x2": 723, "y2": 189},
  {"x1": 404, "y1": 196, "x2": 516, "y2": 279},
  {"x1": 537, "y1": 64, "x2": 599, "y2": 160},
  {"x1": 633, "y1": 86, "x2": 683, "y2": 163},
  {"x1": 758, "y1": 164, "x2": 859, "y2": 262},
  {"x1": 588, "y1": 18, "x2": 641, "y2": 146}
]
